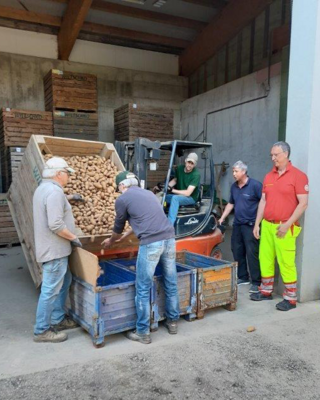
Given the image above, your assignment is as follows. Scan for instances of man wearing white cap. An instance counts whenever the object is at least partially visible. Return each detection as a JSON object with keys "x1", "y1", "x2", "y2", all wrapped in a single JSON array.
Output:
[
  {"x1": 165, "y1": 152, "x2": 201, "y2": 225},
  {"x1": 33, "y1": 157, "x2": 81, "y2": 343}
]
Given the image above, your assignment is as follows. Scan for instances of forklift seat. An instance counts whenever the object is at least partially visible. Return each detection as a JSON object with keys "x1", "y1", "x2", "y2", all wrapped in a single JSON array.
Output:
[{"x1": 178, "y1": 184, "x2": 204, "y2": 215}]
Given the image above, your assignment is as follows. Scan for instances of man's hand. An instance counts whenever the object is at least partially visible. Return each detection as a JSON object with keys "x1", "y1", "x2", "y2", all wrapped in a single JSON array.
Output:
[
  {"x1": 71, "y1": 194, "x2": 85, "y2": 202},
  {"x1": 71, "y1": 238, "x2": 83, "y2": 248},
  {"x1": 152, "y1": 185, "x2": 160, "y2": 194},
  {"x1": 253, "y1": 225, "x2": 260, "y2": 240},
  {"x1": 218, "y1": 218, "x2": 224, "y2": 225},
  {"x1": 101, "y1": 238, "x2": 113, "y2": 249},
  {"x1": 276, "y1": 223, "x2": 290, "y2": 238}
]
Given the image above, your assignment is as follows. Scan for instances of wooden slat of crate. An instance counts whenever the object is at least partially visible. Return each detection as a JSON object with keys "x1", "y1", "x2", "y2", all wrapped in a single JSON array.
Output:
[
  {"x1": 0, "y1": 109, "x2": 53, "y2": 147},
  {"x1": 0, "y1": 194, "x2": 19, "y2": 246},
  {"x1": 53, "y1": 111, "x2": 99, "y2": 141},
  {"x1": 44, "y1": 70, "x2": 98, "y2": 113},
  {"x1": 1, "y1": 147, "x2": 25, "y2": 192},
  {"x1": 8, "y1": 135, "x2": 125, "y2": 287}
]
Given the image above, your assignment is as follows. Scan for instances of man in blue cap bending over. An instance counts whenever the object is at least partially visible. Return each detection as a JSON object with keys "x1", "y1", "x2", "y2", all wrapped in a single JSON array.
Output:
[{"x1": 102, "y1": 171, "x2": 180, "y2": 344}]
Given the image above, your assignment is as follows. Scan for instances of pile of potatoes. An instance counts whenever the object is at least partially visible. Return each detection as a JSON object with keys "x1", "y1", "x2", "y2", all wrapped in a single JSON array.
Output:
[{"x1": 44, "y1": 153, "x2": 122, "y2": 236}]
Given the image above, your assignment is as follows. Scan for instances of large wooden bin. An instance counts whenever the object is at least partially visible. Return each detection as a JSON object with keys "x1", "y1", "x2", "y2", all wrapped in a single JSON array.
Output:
[
  {"x1": 177, "y1": 252, "x2": 238, "y2": 318},
  {"x1": 44, "y1": 70, "x2": 98, "y2": 113},
  {"x1": 0, "y1": 194, "x2": 19, "y2": 247},
  {"x1": 108, "y1": 257, "x2": 198, "y2": 329},
  {"x1": 8, "y1": 135, "x2": 124, "y2": 287},
  {"x1": 53, "y1": 111, "x2": 99, "y2": 141},
  {"x1": 0, "y1": 108, "x2": 53, "y2": 147},
  {"x1": 69, "y1": 249, "x2": 137, "y2": 347}
]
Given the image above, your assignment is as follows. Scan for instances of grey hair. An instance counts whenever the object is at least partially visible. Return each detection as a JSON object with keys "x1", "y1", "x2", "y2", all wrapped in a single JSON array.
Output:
[
  {"x1": 121, "y1": 177, "x2": 139, "y2": 188},
  {"x1": 233, "y1": 160, "x2": 248, "y2": 173},
  {"x1": 272, "y1": 141, "x2": 291, "y2": 157},
  {"x1": 42, "y1": 168, "x2": 59, "y2": 178}
]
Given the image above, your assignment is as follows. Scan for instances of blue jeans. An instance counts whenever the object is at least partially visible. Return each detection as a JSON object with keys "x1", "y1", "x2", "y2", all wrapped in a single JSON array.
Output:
[
  {"x1": 135, "y1": 238, "x2": 180, "y2": 334},
  {"x1": 166, "y1": 194, "x2": 196, "y2": 225},
  {"x1": 34, "y1": 256, "x2": 71, "y2": 334}
]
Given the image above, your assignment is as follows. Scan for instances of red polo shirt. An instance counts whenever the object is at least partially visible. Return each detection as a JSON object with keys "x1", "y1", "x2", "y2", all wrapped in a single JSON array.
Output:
[{"x1": 263, "y1": 162, "x2": 309, "y2": 222}]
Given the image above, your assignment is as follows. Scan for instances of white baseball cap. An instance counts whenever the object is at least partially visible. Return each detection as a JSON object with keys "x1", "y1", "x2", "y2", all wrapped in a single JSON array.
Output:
[
  {"x1": 186, "y1": 153, "x2": 198, "y2": 165},
  {"x1": 44, "y1": 157, "x2": 75, "y2": 174}
]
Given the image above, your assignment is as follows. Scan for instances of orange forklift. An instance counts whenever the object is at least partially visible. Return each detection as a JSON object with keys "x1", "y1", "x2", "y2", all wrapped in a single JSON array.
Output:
[{"x1": 103, "y1": 138, "x2": 224, "y2": 259}]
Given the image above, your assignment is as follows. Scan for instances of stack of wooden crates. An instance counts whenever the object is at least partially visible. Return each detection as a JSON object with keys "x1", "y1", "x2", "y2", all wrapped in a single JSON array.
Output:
[
  {"x1": 0, "y1": 108, "x2": 53, "y2": 246},
  {"x1": 114, "y1": 103, "x2": 174, "y2": 188},
  {"x1": 44, "y1": 70, "x2": 99, "y2": 141},
  {"x1": 0, "y1": 108, "x2": 53, "y2": 192}
]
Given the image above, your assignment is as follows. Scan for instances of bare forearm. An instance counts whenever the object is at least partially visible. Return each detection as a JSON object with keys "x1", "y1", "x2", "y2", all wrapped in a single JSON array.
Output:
[
  {"x1": 56, "y1": 228, "x2": 76, "y2": 241},
  {"x1": 220, "y1": 203, "x2": 234, "y2": 221},
  {"x1": 287, "y1": 204, "x2": 308, "y2": 226},
  {"x1": 109, "y1": 231, "x2": 122, "y2": 245},
  {"x1": 255, "y1": 199, "x2": 266, "y2": 227},
  {"x1": 169, "y1": 178, "x2": 177, "y2": 188}
]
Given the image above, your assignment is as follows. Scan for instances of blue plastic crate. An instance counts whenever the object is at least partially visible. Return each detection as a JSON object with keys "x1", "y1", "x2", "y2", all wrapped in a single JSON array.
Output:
[
  {"x1": 69, "y1": 261, "x2": 137, "y2": 347},
  {"x1": 109, "y1": 258, "x2": 197, "y2": 330}
]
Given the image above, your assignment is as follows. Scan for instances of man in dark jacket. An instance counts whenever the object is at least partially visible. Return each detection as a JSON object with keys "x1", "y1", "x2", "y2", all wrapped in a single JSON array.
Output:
[
  {"x1": 219, "y1": 161, "x2": 262, "y2": 294},
  {"x1": 102, "y1": 171, "x2": 180, "y2": 344}
]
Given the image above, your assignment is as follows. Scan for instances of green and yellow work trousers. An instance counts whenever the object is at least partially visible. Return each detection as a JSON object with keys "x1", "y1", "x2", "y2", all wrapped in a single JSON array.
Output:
[{"x1": 259, "y1": 219, "x2": 302, "y2": 304}]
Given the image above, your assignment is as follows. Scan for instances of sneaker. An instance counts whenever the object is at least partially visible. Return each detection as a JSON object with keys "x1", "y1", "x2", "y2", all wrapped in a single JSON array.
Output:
[
  {"x1": 237, "y1": 279, "x2": 250, "y2": 285},
  {"x1": 249, "y1": 284, "x2": 260, "y2": 294},
  {"x1": 33, "y1": 328, "x2": 68, "y2": 343},
  {"x1": 126, "y1": 330, "x2": 151, "y2": 344},
  {"x1": 164, "y1": 320, "x2": 178, "y2": 335},
  {"x1": 276, "y1": 299, "x2": 296, "y2": 311},
  {"x1": 250, "y1": 292, "x2": 273, "y2": 301},
  {"x1": 52, "y1": 316, "x2": 78, "y2": 331}
]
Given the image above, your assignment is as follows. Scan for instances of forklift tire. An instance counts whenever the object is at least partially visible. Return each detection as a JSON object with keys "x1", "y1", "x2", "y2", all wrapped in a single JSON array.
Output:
[{"x1": 210, "y1": 246, "x2": 222, "y2": 260}]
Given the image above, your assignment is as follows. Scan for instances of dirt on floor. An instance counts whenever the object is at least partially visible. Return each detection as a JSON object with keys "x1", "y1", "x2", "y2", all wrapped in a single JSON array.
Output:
[{"x1": 0, "y1": 313, "x2": 319, "y2": 400}]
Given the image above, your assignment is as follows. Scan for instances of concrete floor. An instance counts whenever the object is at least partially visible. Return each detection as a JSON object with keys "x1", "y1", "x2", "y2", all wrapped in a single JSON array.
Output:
[{"x1": 0, "y1": 245, "x2": 319, "y2": 383}]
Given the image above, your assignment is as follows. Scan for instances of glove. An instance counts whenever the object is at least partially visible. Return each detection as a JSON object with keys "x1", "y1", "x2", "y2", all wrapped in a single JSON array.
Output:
[
  {"x1": 71, "y1": 238, "x2": 83, "y2": 248},
  {"x1": 71, "y1": 194, "x2": 85, "y2": 202}
]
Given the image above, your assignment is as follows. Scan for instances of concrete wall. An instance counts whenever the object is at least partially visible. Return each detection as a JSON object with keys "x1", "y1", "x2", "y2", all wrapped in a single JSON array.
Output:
[
  {"x1": 0, "y1": 51, "x2": 188, "y2": 142},
  {"x1": 181, "y1": 65, "x2": 281, "y2": 201}
]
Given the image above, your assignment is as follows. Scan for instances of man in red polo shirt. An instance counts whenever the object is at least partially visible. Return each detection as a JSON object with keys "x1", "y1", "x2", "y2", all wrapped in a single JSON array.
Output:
[{"x1": 251, "y1": 141, "x2": 309, "y2": 311}]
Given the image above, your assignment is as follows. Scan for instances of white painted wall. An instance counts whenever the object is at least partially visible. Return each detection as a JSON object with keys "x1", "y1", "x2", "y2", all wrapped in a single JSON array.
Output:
[
  {"x1": 181, "y1": 67, "x2": 281, "y2": 201},
  {"x1": 286, "y1": 0, "x2": 320, "y2": 302},
  {"x1": 0, "y1": 27, "x2": 179, "y2": 76}
]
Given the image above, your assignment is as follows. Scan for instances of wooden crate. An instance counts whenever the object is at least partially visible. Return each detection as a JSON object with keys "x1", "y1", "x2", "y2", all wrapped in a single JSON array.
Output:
[
  {"x1": 69, "y1": 249, "x2": 137, "y2": 347},
  {"x1": 0, "y1": 108, "x2": 53, "y2": 148},
  {"x1": 0, "y1": 194, "x2": 19, "y2": 247},
  {"x1": 44, "y1": 70, "x2": 98, "y2": 113},
  {"x1": 53, "y1": 111, "x2": 99, "y2": 141},
  {"x1": 114, "y1": 104, "x2": 174, "y2": 142},
  {"x1": 8, "y1": 135, "x2": 124, "y2": 287},
  {"x1": 1, "y1": 147, "x2": 25, "y2": 192},
  {"x1": 177, "y1": 252, "x2": 238, "y2": 317},
  {"x1": 114, "y1": 104, "x2": 174, "y2": 188}
]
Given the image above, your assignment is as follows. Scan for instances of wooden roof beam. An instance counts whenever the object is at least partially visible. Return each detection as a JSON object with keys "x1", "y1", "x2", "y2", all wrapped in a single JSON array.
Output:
[
  {"x1": 0, "y1": 6, "x2": 189, "y2": 52},
  {"x1": 179, "y1": 0, "x2": 273, "y2": 76},
  {"x1": 58, "y1": 0, "x2": 93, "y2": 60},
  {"x1": 47, "y1": 0, "x2": 207, "y2": 31}
]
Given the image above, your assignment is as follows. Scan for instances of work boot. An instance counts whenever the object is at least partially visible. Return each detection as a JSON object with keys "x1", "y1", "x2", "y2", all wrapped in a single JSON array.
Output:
[
  {"x1": 33, "y1": 328, "x2": 68, "y2": 343},
  {"x1": 126, "y1": 330, "x2": 151, "y2": 344},
  {"x1": 250, "y1": 292, "x2": 273, "y2": 301},
  {"x1": 164, "y1": 320, "x2": 178, "y2": 335},
  {"x1": 249, "y1": 284, "x2": 260, "y2": 294},
  {"x1": 276, "y1": 299, "x2": 296, "y2": 311},
  {"x1": 52, "y1": 316, "x2": 78, "y2": 331}
]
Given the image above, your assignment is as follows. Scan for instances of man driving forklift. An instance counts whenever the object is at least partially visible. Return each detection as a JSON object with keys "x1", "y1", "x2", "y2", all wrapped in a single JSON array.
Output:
[{"x1": 155, "y1": 153, "x2": 201, "y2": 225}]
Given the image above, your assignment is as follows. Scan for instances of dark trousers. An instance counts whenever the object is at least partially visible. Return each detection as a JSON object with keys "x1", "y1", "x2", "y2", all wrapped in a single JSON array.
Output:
[{"x1": 231, "y1": 224, "x2": 261, "y2": 285}]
